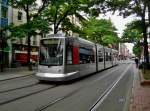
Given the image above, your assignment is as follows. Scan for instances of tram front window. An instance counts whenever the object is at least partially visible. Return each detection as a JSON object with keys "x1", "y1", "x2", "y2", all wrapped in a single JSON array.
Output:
[{"x1": 39, "y1": 39, "x2": 64, "y2": 66}]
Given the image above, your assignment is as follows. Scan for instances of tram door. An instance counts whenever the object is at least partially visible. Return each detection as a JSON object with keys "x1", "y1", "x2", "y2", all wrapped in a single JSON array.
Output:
[
  {"x1": 65, "y1": 39, "x2": 79, "y2": 74},
  {"x1": 97, "y1": 45, "x2": 105, "y2": 71},
  {"x1": 79, "y1": 43, "x2": 96, "y2": 76}
]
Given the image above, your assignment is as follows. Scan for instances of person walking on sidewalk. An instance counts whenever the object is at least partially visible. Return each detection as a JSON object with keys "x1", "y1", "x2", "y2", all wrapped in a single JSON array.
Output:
[{"x1": 135, "y1": 57, "x2": 139, "y2": 68}]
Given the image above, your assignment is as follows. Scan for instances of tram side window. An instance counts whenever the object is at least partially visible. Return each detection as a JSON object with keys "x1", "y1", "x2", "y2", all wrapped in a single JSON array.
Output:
[
  {"x1": 109, "y1": 53, "x2": 112, "y2": 61},
  {"x1": 105, "y1": 52, "x2": 109, "y2": 61},
  {"x1": 67, "y1": 46, "x2": 73, "y2": 65},
  {"x1": 112, "y1": 53, "x2": 114, "y2": 61},
  {"x1": 79, "y1": 48, "x2": 95, "y2": 64},
  {"x1": 98, "y1": 50, "x2": 103, "y2": 62}
]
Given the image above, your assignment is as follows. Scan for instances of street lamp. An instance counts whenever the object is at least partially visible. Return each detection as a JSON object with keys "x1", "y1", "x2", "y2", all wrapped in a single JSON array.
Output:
[
  {"x1": 0, "y1": 29, "x2": 4, "y2": 72},
  {"x1": 0, "y1": 28, "x2": 8, "y2": 72}
]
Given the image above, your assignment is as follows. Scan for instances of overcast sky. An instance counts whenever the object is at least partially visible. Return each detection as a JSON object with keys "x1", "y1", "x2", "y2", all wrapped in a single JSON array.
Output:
[{"x1": 110, "y1": 14, "x2": 135, "y2": 54}]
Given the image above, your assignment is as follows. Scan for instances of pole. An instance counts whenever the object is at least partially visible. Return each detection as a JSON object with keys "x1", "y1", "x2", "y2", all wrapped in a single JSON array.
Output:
[
  {"x1": 0, "y1": 29, "x2": 4, "y2": 72},
  {"x1": 26, "y1": 4, "x2": 32, "y2": 70}
]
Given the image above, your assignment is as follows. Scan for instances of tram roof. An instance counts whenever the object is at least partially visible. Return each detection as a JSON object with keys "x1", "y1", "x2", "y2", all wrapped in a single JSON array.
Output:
[
  {"x1": 78, "y1": 37, "x2": 95, "y2": 45},
  {"x1": 45, "y1": 34, "x2": 94, "y2": 44},
  {"x1": 44, "y1": 34, "x2": 117, "y2": 50},
  {"x1": 46, "y1": 34, "x2": 66, "y2": 38}
]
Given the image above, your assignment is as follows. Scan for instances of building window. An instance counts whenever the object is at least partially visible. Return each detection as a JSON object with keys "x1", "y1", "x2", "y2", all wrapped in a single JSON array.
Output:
[
  {"x1": 33, "y1": 41, "x2": 36, "y2": 45},
  {"x1": 33, "y1": 36, "x2": 36, "y2": 45},
  {"x1": 1, "y1": 6, "x2": 8, "y2": 18},
  {"x1": 18, "y1": 11, "x2": 23, "y2": 21},
  {"x1": 67, "y1": 46, "x2": 73, "y2": 65}
]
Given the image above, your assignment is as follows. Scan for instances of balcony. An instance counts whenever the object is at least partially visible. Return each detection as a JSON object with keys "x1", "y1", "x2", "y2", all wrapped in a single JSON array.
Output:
[{"x1": 0, "y1": 18, "x2": 8, "y2": 28}]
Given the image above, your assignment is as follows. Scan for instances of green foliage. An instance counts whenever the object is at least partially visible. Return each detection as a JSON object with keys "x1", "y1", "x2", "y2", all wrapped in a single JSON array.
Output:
[
  {"x1": 104, "y1": 0, "x2": 144, "y2": 17},
  {"x1": 9, "y1": 17, "x2": 49, "y2": 38},
  {"x1": 122, "y1": 20, "x2": 144, "y2": 43},
  {"x1": 41, "y1": 0, "x2": 112, "y2": 34},
  {"x1": 9, "y1": 24, "x2": 27, "y2": 38},
  {"x1": 42, "y1": 0, "x2": 89, "y2": 34},
  {"x1": 106, "y1": 0, "x2": 150, "y2": 63},
  {"x1": 133, "y1": 43, "x2": 142, "y2": 58},
  {"x1": 8, "y1": 0, "x2": 50, "y2": 38},
  {"x1": 61, "y1": 18, "x2": 81, "y2": 35},
  {"x1": 8, "y1": 0, "x2": 50, "y2": 69},
  {"x1": 81, "y1": 18, "x2": 119, "y2": 46}
]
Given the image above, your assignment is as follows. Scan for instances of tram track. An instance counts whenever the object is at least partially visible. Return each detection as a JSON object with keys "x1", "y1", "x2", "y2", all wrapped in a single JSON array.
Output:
[
  {"x1": 0, "y1": 84, "x2": 58, "y2": 105},
  {"x1": 0, "y1": 74, "x2": 33, "y2": 82},
  {"x1": 32, "y1": 65, "x2": 125, "y2": 111},
  {"x1": 0, "y1": 64, "x2": 128, "y2": 111},
  {"x1": 34, "y1": 86, "x2": 83, "y2": 111},
  {"x1": 0, "y1": 75, "x2": 39, "y2": 93},
  {"x1": 0, "y1": 75, "x2": 35, "y2": 85},
  {"x1": 89, "y1": 64, "x2": 131, "y2": 111},
  {"x1": 0, "y1": 82, "x2": 39, "y2": 93}
]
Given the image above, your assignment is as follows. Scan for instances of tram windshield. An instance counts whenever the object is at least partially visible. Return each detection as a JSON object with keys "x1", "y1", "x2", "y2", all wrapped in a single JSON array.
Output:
[{"x1": 39, "y1": 38, "x2": 64, "y2": 66}]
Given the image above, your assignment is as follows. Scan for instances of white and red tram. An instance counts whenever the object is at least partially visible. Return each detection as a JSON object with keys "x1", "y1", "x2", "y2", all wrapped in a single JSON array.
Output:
[{"x1": 36, "y1": 34, "x2": 118, "y2": 81}]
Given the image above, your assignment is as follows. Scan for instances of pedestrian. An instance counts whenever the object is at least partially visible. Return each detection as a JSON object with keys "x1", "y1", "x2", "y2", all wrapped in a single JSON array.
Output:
[{"x1": 135, "y1": 57, "x2": 139, "y2": 68}]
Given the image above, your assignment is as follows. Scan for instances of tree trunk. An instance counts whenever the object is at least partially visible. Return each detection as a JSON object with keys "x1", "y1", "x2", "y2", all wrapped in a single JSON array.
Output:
[
  {"x1": 148, "y1": 2, "x2": 150, "y2": 42},
  {"x1": 54, "y1": 26, "x2": 58, "y2": 34},
  {"x1": 0, "y1": 30, "x2": 4, "y2": 72},
  {"x1": 26, "y1": 5, "x2": 32, "y2": 70},
  {"x1": 141, "y1": 12, "x2": 149, "y2": 65}
]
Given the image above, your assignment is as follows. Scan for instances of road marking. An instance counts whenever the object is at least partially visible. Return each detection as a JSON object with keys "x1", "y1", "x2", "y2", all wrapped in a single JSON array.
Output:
[{"x1": 90, "y1": 64, "x2": 132, "y2": 111}]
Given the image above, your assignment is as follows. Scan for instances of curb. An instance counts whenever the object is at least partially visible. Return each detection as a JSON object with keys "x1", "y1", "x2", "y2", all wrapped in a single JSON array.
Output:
[{"x1": 139, "y1": 70, "x2": 150, "y2": 85}]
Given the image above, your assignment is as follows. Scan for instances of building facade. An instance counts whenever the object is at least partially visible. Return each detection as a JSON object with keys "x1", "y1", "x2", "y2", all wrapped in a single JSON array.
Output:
[
  {"x1": 10, "y1": 8, "x2": 40, "y2": 66},
  {"x1": 119, "y1": 43, "x2": 130, "y2": 60}
]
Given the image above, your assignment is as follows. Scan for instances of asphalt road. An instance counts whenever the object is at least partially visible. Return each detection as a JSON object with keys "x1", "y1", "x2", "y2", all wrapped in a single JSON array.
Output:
[{"x1": 0, "y1": 63, "x2": 135, "y2": 111}]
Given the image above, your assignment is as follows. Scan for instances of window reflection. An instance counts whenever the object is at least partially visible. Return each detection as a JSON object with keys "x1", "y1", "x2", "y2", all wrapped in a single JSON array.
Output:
[{"x1": 39, "y1": 39, "x2": 64, "y2": 66}]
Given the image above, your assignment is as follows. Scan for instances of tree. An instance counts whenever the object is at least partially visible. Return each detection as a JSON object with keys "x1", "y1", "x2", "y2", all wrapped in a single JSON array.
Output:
[
  {"x1": 122, "y1": 20, "x2": 144, "y2": 59},
  {"x1": 9, "y1": 17, "x2": 49, "y2": 38},
  {"x1": 10, "y1": 0, "x2": 50, "y2": 70},
  {"x1": 81, "y1": 17, "x2": 119, "y2": 46},
  {"x1": 133, "y1": 43, "x2": 143, "y2": 58},
  {"x1": 104, "y1": 0, "x2": 150, "y2": 65},
  {"x1": 42, "y1": 0, "x2": 88, "y2": 34},
  {"x1": 122, "y1": 20, "x2": 143, "y2": 43}
]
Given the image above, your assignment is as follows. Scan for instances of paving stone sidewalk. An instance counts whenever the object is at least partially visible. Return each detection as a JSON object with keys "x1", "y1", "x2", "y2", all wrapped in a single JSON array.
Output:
[
  {"x1": 0, "y1": 67, "x2": 37, "y2": 81},
  {"x1": 129, "y1": 66, "x2": 150, "y2": 111}
]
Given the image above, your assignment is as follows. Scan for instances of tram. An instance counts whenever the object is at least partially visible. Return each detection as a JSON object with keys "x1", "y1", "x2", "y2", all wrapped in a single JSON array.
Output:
[{"x1": 35, "y1": 34, "x2": 118, "y2": 81}]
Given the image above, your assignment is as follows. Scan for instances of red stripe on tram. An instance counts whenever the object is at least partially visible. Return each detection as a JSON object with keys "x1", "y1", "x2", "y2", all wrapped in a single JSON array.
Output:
[{"x1": 73, "y1": 47, "x2": 79, "y2": 64}]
